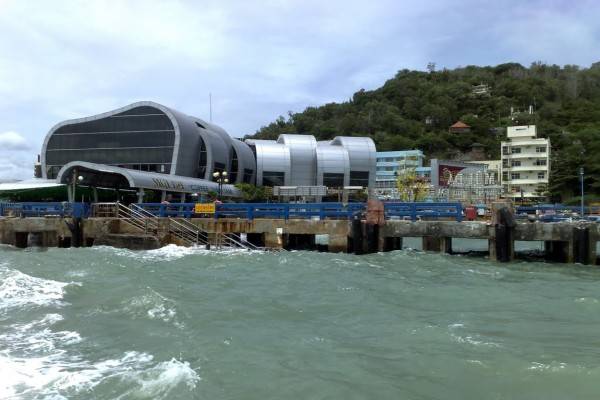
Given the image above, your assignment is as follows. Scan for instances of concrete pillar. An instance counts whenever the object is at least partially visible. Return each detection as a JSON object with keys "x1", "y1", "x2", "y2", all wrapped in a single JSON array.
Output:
[
  {"x1": 573, "y1": 227, "x2": 593, "y2": 265},
  {"x1": 382, "y1": 236, "x2": 402, "y2": 252},
  {"x1": 366, "y1": 224, "x2": 379, "y2": 254},
  {"x1": 27, "y1": 232, "x2": 43, "y2": 247},
  {"x1": 492, "y1": 224, "x2": 514, "y2": 262},
  {"x1": 328, "y1": 234, "x2": 348, "y2": 253},
  {"x1": 137, "y1": 188, "x2": 145, "y2": 203},
  {"x1": 422, "y1": 236, "x2": 452, "y2": 253},
  {"x1": 161, "y1": 191, "x2": 167, "y2": 202},
  {"x1": 67, "y1": 185, "x2": 74, "y2": 202},
  {"x1": 93, "y1": 187, "x2": 99, "y2": 203},
  {"x1": 351, "y1": 218, "x2": 364, "y2": 255},
  {"x1": 545, "y1": 241, "x2": 570, "y2": 263},
  {"x1": 590, "y1": 241, "x2": 598, "y2": 266},
  {"x1": 566, "y1": 240, "x2": 575, "y2": 264},
  {"x1": 264, "y1": 232, "x2": 284, "y2": 250}
]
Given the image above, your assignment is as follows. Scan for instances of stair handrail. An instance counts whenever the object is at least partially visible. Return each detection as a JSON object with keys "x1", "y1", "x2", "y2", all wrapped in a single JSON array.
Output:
[
  {"x1": 131, "y1": 203, "x2": 207, "y2": 246},
  {"x1": 116, "y1": 202, "x2": 159, "y2": 234}
]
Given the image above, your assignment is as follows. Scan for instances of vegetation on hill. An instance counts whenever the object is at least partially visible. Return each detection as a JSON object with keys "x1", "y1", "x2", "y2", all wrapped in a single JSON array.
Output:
[{"x1": 247, "y1": 62, "x2": 600, "y2": 202}]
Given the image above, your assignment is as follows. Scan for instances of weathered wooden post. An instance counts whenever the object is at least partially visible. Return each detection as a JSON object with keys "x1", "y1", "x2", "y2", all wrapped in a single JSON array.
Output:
[
  {"x1": 351, "y1": 215, "x2": 364, "y2": 255},
  {"x1": 489, "y1": 201, "x2": 515, "y2": 262},
  {"x1": 365, "y1": 199, "x2": 385, "y2": 254}
]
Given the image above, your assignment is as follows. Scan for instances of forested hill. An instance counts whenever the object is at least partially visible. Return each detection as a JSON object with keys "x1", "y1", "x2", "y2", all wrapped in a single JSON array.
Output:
[{"x1": 247, "y1": 62, "x2": 600, "y2": 200}]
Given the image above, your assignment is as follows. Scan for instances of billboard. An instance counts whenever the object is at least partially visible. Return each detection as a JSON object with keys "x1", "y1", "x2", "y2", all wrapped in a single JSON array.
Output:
[{"x1": 430, "y1": 159, "x2": 486, "y2": 187}]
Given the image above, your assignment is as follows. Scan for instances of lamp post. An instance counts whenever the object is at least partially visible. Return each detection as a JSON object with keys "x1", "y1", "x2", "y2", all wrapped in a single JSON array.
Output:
[
  {"x1": 212, "y1": 171, "x2": 229, "y2": 200},
  {"x1": 580, "y1": 167, "x2": 585, "y2": 217}
]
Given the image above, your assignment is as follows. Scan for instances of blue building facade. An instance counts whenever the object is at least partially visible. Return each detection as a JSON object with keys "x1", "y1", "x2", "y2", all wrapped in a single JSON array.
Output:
[{"x1": 375, "y1": 150, "x2": 430, "y2": 189}]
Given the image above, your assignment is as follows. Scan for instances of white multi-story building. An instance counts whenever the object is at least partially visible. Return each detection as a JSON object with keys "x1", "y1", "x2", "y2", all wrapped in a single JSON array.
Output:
[{"x1": 500, "y1": 125, "x2": 550, "y2": 200}]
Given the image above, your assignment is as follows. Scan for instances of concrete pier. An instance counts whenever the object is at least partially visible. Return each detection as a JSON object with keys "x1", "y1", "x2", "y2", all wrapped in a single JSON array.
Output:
[{"x1": 0, "y1": 215, "x2": 598, "y2": 265}]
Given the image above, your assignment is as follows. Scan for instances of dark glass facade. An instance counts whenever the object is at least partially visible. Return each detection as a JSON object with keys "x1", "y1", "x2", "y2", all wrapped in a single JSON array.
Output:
[
  {"x1": 45, "y1": 106, "x2": 175, "y2": 178},
  {"x1": 263, "y1": 171, "x2": 285, "y2": 187},
  {"x1": 349, "y1": 171, "x2": 370, "y2": 187},
  {"x1": 323, "y1": 173, "x2": 345, "y2": 188}
]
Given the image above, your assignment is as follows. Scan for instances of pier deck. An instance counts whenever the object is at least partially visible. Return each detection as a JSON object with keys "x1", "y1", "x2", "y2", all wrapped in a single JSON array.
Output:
[{"x1": 0, "y1": 216, "x2": 598, "y2": 264}]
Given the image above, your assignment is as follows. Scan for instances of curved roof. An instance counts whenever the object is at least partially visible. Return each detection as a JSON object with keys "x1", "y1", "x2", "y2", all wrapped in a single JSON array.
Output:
[
  {"x1": 245, "y1": 139, "x2": 291, "y2": 186},
  {"x1": 276, "y1": 134, "x2": 317, "y2": 186},
  {"x1": 315, "y1": 143, "x2": 350, "y2": 187},
  {"x1": 230, "y1": 139, "x2": 256, "y2": 184},
  {"x1": 41, "y1": 101, "x2": 252, "y2": 181},
  {"x1": 56, "y1": 161, "x2": 240, "y2": 197},
  {"x1": 41, "y1": 101, "x2": 185, "y2": 178}
]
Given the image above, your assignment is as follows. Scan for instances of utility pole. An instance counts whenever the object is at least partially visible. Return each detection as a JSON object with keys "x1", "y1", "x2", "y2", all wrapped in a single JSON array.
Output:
[{"x1": 580, "y1": 167, "x2": 585, "y2": 217}]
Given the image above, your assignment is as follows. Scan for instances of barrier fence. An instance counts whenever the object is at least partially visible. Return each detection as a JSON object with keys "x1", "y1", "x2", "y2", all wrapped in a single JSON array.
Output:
[
  {"x1": 0, "y1": 202, "x2": 90, "y2": 218},
  {"x1": 134, "y1": 202, "x2": 463, "y2": 221},
  {"x1": 0, "y1": 201, "x2": 464, "y2": 222}
]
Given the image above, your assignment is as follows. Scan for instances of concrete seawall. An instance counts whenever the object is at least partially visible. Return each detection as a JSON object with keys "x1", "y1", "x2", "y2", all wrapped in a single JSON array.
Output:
[{"x1": 0, "y1": 216, "x2": 598, "y2": 264}]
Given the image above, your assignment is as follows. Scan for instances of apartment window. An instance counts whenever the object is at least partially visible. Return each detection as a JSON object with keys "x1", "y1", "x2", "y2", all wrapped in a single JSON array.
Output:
[
  {"x1": 502, "y1": 146, "x2": 510, "y2": 155},
  {"x1": 535, "y1": 146, "x2": 547, "y2": 153},
  {"x1": 502, "y1": 159, "x2": 509, "y2": 168},
  {"x1": 502, "y1": 172, "x2": 509, "y2": 181},
  {"x1": 538, "y1": 172, "x2": 545, "y2": 179},
  {"x1": 511, "y1": 173, "x2": 520, "y2": 180},
  {"x1": 511, "y1": 160, "x2": 521, "y2": 167},
  {"x1": 511, "y1": 147, "x2": 521, "y2": 154},
  {"x1": 535, "y1": 159, "x2": 547, "y2": 166}
]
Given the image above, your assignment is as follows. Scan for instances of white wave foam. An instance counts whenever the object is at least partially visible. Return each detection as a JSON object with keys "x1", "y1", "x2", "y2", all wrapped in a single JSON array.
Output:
[
  {"x1": 122, "y1": 287, "x2": 182, "y2": 327},
  {"x1": 0, "y1": 265, "x2": 75, "y2": 311},
  {"x1": 94, "y1": 243, "x2": 261, "y2": 263},
  {"x1": 1, "y1": 349, "x2": 199, "y2": 399},
  {"x1": 115, "y1": 357, "x2": 200, "y2": 399},
  {"x1": 448, "y1": 323, "x2": 501, "y2": 348},
  {"x1": 1, "y1": 308, "x2": 199, "y2": 398}
]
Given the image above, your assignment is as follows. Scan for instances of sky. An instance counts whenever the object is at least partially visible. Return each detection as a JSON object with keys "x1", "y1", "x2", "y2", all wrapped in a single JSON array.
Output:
[{"x1": 1, "y1": 0, "x2": 599, "y2": 180}]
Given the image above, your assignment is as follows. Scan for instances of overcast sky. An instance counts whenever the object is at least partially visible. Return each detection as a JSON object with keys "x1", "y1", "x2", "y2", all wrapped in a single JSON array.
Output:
[{"x1": 1, "y1": 0, "x2": 599, "y2": 180}]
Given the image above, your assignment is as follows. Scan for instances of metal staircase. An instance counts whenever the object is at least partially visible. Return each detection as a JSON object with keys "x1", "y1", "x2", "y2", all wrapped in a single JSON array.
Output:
[
  {"x1": 94, "y1": 202, "x2": 259, "y2": 250},
  {"x1": 129, "y1": 204, "x2": 257, "y2": 250},
  {"x1": 116, "y1": 202, "x2": 159, "y2": 234}
]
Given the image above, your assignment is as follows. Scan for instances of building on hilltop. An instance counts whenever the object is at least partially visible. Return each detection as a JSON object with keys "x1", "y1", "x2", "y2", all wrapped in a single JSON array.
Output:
[
  {"x1": 472, "y1": 83, "x2": 491, "y2": 97},
  {"x1": 449, "y1": 121, "x2": 471, "y2": 133},
  {"x1": 500, "y1": 125, "x2": 550, "y2": 201}
]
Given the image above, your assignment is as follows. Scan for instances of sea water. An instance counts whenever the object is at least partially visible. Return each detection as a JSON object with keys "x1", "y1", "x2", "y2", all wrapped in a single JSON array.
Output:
[{"x1": 1, "y1": 242, "x2": 600, "y2": 399}]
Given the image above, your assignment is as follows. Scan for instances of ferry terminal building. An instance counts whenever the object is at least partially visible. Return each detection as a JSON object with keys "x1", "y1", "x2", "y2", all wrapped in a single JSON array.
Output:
[{"x1": 38, "y1": 101, "x2": 377, "y2": 202}]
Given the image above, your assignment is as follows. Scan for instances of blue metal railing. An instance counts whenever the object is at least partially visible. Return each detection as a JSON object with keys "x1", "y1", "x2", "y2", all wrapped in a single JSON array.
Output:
[
  {"x1": 385, "y1": 202, "x2": 463, "y2": 222},
  {"x1": 135, "y1": 202, "x2": 463, "y2": 221},
  {"x1": 0, "y1": 202, "x2": 90, "y2": 218},
  {"x1": 516, "y1": 204, "x2": 600, "y2": 215},
  {"x1": 0, "y1": 201, "x2": 464, "y2": 221}
]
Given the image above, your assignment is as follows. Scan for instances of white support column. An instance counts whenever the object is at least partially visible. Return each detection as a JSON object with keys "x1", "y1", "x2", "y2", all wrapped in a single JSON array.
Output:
[{"x1": 137, "y1": 188, "x2": 145, "y2": 203}]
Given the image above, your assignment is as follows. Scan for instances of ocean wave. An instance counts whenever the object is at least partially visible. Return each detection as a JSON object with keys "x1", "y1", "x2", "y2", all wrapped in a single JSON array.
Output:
[
  {"x1": 448, "y1": 322, "x2": 501, "y2": 348},
  {"x1": 117, "y1": 287, "x2": 184, "y2": 328},
  {"x1": 0, "y1": 350, "x2": 199, "y2": 399},
  {"x1": 0, "y1": 265, "x2": 77, "y2": 311},
  {"x1": 93, "y1": 243, "x2": 261, "y2": 263},
  {"x1": 0, "y1": 312, "x2": 199, "y2": 398}
]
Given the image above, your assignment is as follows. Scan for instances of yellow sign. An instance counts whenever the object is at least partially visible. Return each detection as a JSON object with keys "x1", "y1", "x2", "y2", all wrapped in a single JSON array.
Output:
[{"x1": 194, "y1": 203, "x2": 216, "y2": 214}]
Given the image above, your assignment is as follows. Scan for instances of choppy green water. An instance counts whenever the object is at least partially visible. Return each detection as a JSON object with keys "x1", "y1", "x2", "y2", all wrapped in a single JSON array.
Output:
[{"x1": 2, "y1": 243, "x2": 600, "y2": 399}]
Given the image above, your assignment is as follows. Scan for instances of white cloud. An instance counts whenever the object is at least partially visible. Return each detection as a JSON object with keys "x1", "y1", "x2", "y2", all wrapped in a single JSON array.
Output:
[{"x1": 0, "y1": 131, "x2": 29, "y2": 150}]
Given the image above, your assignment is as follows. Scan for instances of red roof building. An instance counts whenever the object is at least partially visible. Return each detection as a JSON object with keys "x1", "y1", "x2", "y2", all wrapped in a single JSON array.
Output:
[{"x1": 449, "y1": 121, "x2": 471, "y2": 133}]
